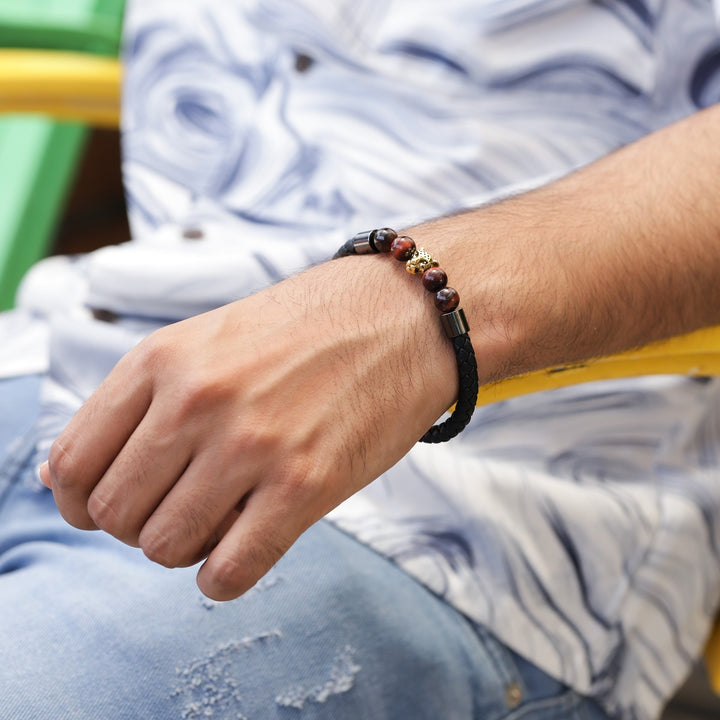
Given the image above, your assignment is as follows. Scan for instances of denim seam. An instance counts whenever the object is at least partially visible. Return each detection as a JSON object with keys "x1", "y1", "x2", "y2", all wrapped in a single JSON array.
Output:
[{"x1": 470, "y1": 622, "x2": 517, "y2": 687}]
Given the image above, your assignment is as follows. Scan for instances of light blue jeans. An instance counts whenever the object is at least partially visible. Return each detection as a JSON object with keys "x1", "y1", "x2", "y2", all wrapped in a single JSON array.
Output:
[{"x1": 0, "y1": 375, "x2": 611, "y2": 720}]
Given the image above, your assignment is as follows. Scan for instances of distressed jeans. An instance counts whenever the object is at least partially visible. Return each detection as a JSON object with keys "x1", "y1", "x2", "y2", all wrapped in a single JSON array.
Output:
[{"x1": 0, "y1": 375, "x2": 611, "y2": 720}]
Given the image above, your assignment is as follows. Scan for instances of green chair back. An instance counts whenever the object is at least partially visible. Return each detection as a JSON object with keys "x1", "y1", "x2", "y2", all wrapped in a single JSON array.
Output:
[{"x1": 0, "y1": 0, "x2": 125, "y2": 310}]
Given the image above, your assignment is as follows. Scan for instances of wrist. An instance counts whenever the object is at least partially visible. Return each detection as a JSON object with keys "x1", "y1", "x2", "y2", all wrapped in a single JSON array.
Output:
[
  {"x1": 405, "y1": 205, "x2": 563, "y2": 383},
  {"x1": 334, "y1": 228, "x2": 479, "y2": 442}
]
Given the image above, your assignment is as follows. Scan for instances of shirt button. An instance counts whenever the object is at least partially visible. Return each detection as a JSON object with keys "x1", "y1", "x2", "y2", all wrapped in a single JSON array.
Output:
[
  {"x1": 294, "y1": 52, "x2": 314, "y2": 73},
  {"x1": 91, "y1": 308, "x2": 119, "y2": 323},
  {"x1": 182, "y1": 227, "x2": 204, "y2": 240}
]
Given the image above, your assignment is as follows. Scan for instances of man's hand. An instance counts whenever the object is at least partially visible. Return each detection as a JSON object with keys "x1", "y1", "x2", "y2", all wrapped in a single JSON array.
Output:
[{"x1": 40, "y1": 257, "x2": 458, "y2": 600}]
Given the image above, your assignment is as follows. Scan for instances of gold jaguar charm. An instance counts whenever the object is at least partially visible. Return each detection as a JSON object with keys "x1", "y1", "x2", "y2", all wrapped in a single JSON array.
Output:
[{"x1": 406, "y1": 248, "x2": 438, "y2": 275}]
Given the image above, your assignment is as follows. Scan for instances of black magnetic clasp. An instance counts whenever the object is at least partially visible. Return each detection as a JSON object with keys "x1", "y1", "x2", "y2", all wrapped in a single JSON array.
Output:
[
  {"x1": 440, "y1": 308, "x2": 470, "y2": 338},
  {"x1": 351, "y1": 229, "x2": 378, "y2": 254},
  {"x1": 332, "y1": 231, "x2": 379, "y2": 258}
]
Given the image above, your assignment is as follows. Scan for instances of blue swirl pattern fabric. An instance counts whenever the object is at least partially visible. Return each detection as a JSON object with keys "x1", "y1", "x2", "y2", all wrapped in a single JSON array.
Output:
[{"x1": 2, "y1": 1, "x2": 720, "y2": 719}]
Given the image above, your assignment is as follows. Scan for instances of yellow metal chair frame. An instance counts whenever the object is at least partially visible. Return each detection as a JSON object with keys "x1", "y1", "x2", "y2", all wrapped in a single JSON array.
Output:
[
  {"x1": 0, "y1": 49, "x2": 120, "y2": 127},
  {"x1": 3, "y1": 45, "x2": 720, "y2": 693}
]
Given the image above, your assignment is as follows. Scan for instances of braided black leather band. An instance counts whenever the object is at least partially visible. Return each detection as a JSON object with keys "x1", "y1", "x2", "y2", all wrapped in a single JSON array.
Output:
[
  {"x1": 334, "y1": 229, "x2": 479, "y2": 443},
  {"x1": 419, "y1": 332, "x2": 478, "y2": 443}
]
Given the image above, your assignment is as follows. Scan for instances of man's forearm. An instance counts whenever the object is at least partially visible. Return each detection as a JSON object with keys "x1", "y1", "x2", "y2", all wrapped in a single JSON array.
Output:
[{"x1": 408, "y1": 103, "x2": 720, "y2": 383}]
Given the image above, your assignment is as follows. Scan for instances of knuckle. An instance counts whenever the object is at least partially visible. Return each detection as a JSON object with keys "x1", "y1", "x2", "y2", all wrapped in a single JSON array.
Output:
[
  {"x1": 47, "y1": 437, "x2": 76, "y2": 492},
  {"x1": 175, "y1": 376, "x2": 226, "y2": 418},
  {"x1": 273, "y1": 454, "x2": 322, "y2": 505},
  {"x1": 133, "y1": 330, "x2": 172, "y2": 373},
  {"x1": 141, "y1": 501, "x2": 219, "y2": 569},
  {"x1": 86, "y1": 491, "x2": 123, "y2": 536},
  {"x1": 226, "y1": 422, "x2": 260, "y2": 449},
  {"x1": 173, "y1": 385, "x2": 204, "y2": 419},
  {"x1": 139, "y1": 525, "x2": 180, "y2": 568}
]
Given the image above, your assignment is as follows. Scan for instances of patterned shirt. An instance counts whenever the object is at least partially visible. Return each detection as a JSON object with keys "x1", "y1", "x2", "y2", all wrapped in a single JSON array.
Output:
[{"x1": 2, "y1": 1, "x2": 720, "y2": 718}]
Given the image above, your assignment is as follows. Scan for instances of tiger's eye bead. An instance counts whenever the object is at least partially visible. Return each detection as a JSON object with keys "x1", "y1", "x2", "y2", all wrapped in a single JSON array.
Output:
[
  {"x1": 390, "y1": 235, "x2": 416, "y2": 261},
  {"x1": 374, "y1": 227, "x2": 398, "y2": 253},
  {"x1": 435, "y1": 287, "x2": 459, "y2": 312},
  {"x1": 422, "y1": 267, "x2": 447, "y2": 292}
]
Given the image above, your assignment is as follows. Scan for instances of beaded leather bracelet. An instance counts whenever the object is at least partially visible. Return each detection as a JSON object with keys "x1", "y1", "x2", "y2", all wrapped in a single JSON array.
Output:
[{"x1": 334, "y1": 228, "x2": 478, "y2": 443}]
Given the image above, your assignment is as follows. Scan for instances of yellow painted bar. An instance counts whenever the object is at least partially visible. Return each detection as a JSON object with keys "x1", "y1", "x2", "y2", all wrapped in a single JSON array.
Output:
[
  {"x1": 0, "y1": 49, "x2": 120, "y2": 127},
  {"x1": 479, "y1": 325, "x2": 720, "y2": 406}
]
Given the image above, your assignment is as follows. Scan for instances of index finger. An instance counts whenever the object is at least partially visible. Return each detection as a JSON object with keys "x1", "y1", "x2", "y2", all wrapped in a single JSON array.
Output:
[{"x1": 45, "y1": 348, "x2": 154, "y2": 530}]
